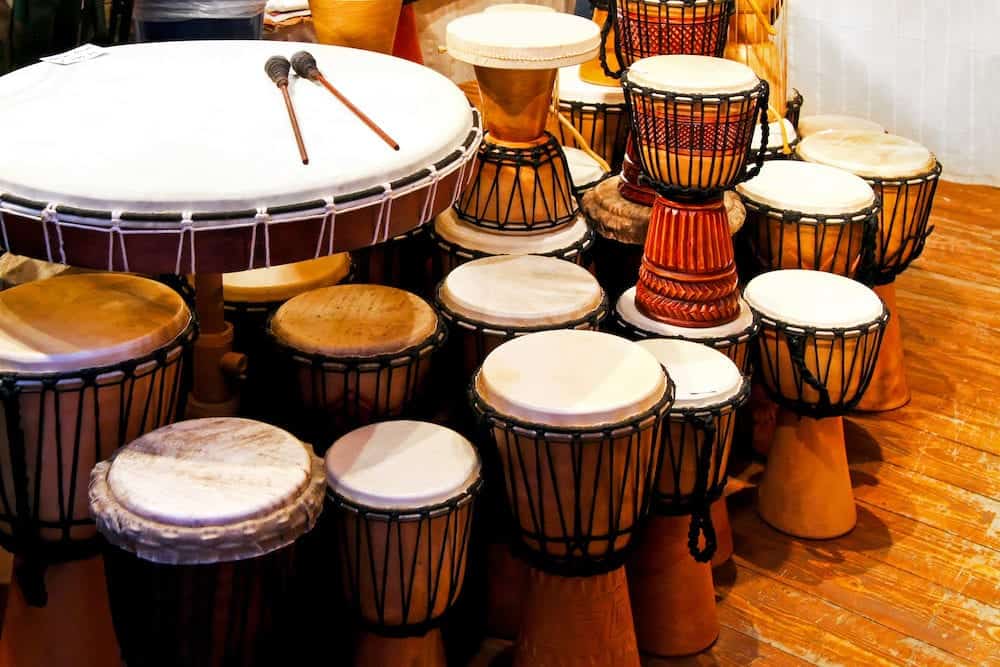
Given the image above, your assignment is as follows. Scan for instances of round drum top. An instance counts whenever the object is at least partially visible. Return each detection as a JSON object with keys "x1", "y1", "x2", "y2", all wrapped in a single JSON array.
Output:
[
  {"x1": 484, "y1": 3, "x2": 556, "y2": 12},
  {"x1": 223, "y1": 253, "x2": 352, "y2": 304},
  {"x1": 434, "y1": 209, "x2": 590, "y2": 255},
  {"x1": 637, "y1": 339, "x2": 743, "y2": 410},
  {"x1": 565, "y1": 147, "x2": 608, "y2": 189},
  {"x1": 627, "y1": 55, "x2": 759, "y2": 95},
  {"x1": 796, "y1": 130, "x2": 936, "y2": 179},
  {"x1": 270, "y1": 284, "x2": 439, "y2": 357},
  {"x1": 326, "y1": 420, "x2": 480, "y2": 510},
  {"x1": 618, "y1": 287, "x2": 755, "y2": 340},
  {"x1": 744, "y1": 269, "x2": 884, "y2": 330},
  {"x1": 446, "y1": 12, "x2": 600, "y2": 69},
  {"x1": 797, "y1": 114, "x2": 885, "y2": 139},
  {"x1": 736, "y1": 161, "x2": 875, "y2": 216},
  {"x1": 439, "y1": 254, "x2": 604, "y2": 328},
  {"x1": 0, "y1": 273, "x2": 190, "y2": 374},
  {"x1": 476, "y1": 329, "x2": 668, "y2": 427},
  {"x1": 0, "y1": 41, "x2": 474, "y2": 214},
  {"x1": 559, "y1": 65, "x2": 626, "y2": 105}
]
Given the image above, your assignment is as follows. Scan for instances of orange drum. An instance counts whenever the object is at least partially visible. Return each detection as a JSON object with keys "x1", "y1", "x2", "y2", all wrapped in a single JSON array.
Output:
[
  {"x1": 309, "y1": 0, "x2": 403, "y2": 53},
  {"x1": 579, "y1": 1, "x2": 622, "y2": 87},
  {"x1": 797, "y1": 114, "x2": 885, "y2": 139},
  {"x1": 611, "y1": 0, "x2": 735, "y2": 66},
  {"x1": 554, "y1": 64, "x2": 630, "y2": 171}
]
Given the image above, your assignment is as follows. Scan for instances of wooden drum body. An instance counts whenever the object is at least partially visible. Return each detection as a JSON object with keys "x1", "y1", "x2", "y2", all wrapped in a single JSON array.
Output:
[
  {"x1": 309, "y1": 0, "x2": 403, "y2": 53},
  {"x1": 554, "y1": 65, "x2": 630, "y2": 171},
  {"x1": 612, "y1": 0, "x2": 735, "y2": 65},
  {"x1": 579, "y1": 2, "x2": 622, "y2": 87}
]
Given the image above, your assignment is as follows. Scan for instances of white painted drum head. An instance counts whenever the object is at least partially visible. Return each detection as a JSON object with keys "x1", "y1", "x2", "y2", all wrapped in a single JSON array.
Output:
[
  {"x1": 559, "y1": 65, "x2": 626, "y2": 105},
  {"x1": 446, "y1": 12, "x2": 601, "y2": 69},
  {"x1": 483, "y1": 3, "x2": 556, "y2": 12},
  {"x1": 796, "y1": 130, "x2": 936, "y2": 179},
  {"x1": 637, "y1": 339, "x2": 744, "y2": 409},
  {"x1": 618, "y1": 287, "x2": 755, "y2": 341},
  {"x1": 90, "y1": 418, "x2": 325, "y2": 564},
  {"x1": 325, "y1": 420, "x2": 480, "y2": 510},
  {"x1": 433, "y1": 209, "x2": 590, "y2": 256},
  {"x1": 627, "y1": 55, "x2": 759, "y2": 95},
  {"x1": 564, "y1": 147, "x2": 607, "y2": 189},
  {"x1": 476, "y1": 330, "x2": 668, "y2": 427},
  {"x1": 744, "y1": 269, "x2": 884, "y2": 330},
  {"x1": 736, "y1": 161, "x2": 876, "y2": 216},
  {"x1": 439, "y1": 254, "x2": 604, "y2": 328},
  {"x1": 223, "y1": 253, "x2": 352, "y2": 304},
  {"x1": 752, "y1": 118, "x2": 797, "y2": 150},
  {"x1": 797, "y1": 114, "x2": 885, "y2": 139},
  {"x1": 0, "y1": 273, "x2": 190, "y2": 374}
]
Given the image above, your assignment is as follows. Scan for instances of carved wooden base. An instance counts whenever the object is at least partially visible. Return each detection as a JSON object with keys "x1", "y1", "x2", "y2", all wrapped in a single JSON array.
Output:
[
  {"x1": 514, "y1": 568, "x2": 640, "y2": 667},
  {"x1": 628, "y1": 515, "x2": 720, "y2": 657},
  {"x1": 710, "y1": 495, "x2": 734, "y2": 567},
  {"x1": 855, "y1": 282, "x2": 911, "y2": 412},
  {"x1": 355, "y1": 629, "x2": 446, "y2": 667},
  {"x1": 757, "y1": 410, "x2": 857, "y2": 539}
]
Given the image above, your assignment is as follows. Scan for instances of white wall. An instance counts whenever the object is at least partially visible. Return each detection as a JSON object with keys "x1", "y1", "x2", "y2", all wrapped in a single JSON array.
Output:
[{"x1": 789, "y1": 0, "x2": 1000, "y2": 186}]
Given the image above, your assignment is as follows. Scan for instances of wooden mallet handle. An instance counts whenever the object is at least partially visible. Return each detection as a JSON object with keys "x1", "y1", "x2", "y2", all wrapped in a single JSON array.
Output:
[{"x1": 266, "y1": 56, "x2": 309, "y2": 165}]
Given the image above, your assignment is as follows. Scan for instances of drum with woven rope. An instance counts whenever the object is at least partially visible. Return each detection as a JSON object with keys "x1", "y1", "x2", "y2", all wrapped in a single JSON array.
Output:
[
  {"x1": 325, "y1": 420, "x2": 482, "y2": 667},
  {"x1": 471, "y1": 329, "x2": 673, "y2": 666},
  {"x1": 269, "y1": 284, "x2": 446, "y2": 448},
  {"x1": 752, "y1": 117, "x2": 798, "y2": 160},
  {"x1": 90, "y1": 418, "x2": 325, "y2": 667},
  {"x1": 608, "y1": 0, "x2": 735, "y2": 68},
  {"x1": 552, "y1": 64, "x2": 630, "y2": 172},
  {"x1": 629, "y1": 339, "x2": 749, "y2": 656},
  {"x1": 745, "y1": 269, "x2": 887, "y2": 538}
]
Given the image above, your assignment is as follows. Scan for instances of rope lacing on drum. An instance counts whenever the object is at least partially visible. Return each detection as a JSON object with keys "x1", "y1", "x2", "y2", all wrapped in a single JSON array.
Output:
[{"x1": 684, "y1": 413, "x2": 718, "y2": 563}]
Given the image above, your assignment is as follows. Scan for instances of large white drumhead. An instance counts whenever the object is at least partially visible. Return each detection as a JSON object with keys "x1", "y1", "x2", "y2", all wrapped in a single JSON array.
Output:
[
  {"x1": 223, "y1": 253, "x2": 352, "y2": 304},
  {"x1": 434, "y1": 209, "x2": 590, "y2": 255},
  {"x1": 744, "y1": 269, "x2": 884, "y2": 329},
  {"x1": 0, "y1": 41, "x2": 473, "y2": 213},
  {"x1": 439, "y1": 254, "x2": 603, "y2": 328},
  {"x1": 736, "y1": 161, "x2": 875, "y2": 215},
  {"x1": 476, "y1": 330, "x2": 667, "y2": 427},
  {"x1": 796, "y1": 130, "x2": 936, "y2": 179},
  {"x1": 558, "y1": 65, "x2": 626, "y2": 105},
  {"x1": 618, "y1": 287, "x2": 755, "y2": 340},
  {"x1": 637, "y1": 339, "x2": 743, "y2": 409},
  {"x1": 326, "y1": 420, "x2": 480, "y2": 509},
  {"x1": 446, "y1": 12, "x2": 600, "y2": 69},
  {"x1": 627, "y1": 55, "x2": 759, "y2": 95},
  {"x1": 797, "y1": 114, "x2": 885, "y2": 139}
]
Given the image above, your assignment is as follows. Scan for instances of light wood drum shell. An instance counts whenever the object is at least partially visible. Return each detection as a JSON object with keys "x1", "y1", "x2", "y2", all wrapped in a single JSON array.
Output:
[{"x1": 309, "y1": 0, "x2": 403, "y2": 53}]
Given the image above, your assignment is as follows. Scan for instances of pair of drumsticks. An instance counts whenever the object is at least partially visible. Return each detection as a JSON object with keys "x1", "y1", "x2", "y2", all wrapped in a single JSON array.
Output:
[{"x1": 265, "y1": 51, "x2": 400, "y2": 165}]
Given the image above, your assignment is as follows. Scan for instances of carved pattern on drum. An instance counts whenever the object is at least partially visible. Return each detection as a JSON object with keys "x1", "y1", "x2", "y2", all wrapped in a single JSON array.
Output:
[{"x1": 613, "y1": 0, "x2": 734, "y2": 66}]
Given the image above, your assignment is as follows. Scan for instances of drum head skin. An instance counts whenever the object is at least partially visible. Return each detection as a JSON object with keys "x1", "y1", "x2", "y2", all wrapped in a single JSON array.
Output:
[
  {"x1": 476, "y1": 329, "x2": 668, "y2": 428},
  {"x1": 326, "y1": 420, "x2": 480, "y2": 510},
  {"x1": 797, "y1": 114, "x2": 885, "y2": 139},
  {"x1": 752, "y1": 118, "x2": 797, "y2": 150},
  {"x1": 564, "y1": 147, "x2": 608, "y2": 189},
  {"x1": 90, "y1": 418, "x2": 325, "y2": 565},
  {"x1": 737, "y1": 161, "x2": 875, "y2": 216},
  {"x1": 0, "y1": 273, "x2": 190, "y2": 374},
  {"x1": 627, "y1": 55, "x2": 759, "y2": 94},
  {"x1": 559, "y1": 65, "x2": 626, "y2": 105},
  {"x1": 796, "y1": 130, "x2": 936, "y2": 179},
  {"x1": 439, "y1": 254, "x2": 604, "y2": 328},
  {"x1": 434, "y1": 209, "x2": 590, "y2": 255},
  {"x1": 744, "y1": 269, "x2": 884, "y2": 330},
  {"x1": 271, "y1": 284, "x2": 438, "y2": 357},
  {"x1": 637, "y1": 339, "x2": 743, "y2": 409},
  {"x1": 223, "y1": 253, "x2": 352, "y2": 304},
  {"x1": 618, "y1": 288, "x2": 754, "y2": 340},
  {"x1": 447, "y1": 12, "x2": 600, "y2": 69}
]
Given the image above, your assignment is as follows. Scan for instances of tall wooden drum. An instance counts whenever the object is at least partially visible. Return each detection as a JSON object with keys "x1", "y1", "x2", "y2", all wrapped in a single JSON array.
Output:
[
  {"x1": 471, "y1": 330, "x2": 673, "y2": 666},
  {"x1": 745, "y1": 270, "x2": 888, "y2": 538},
  {"x1": 797, "y1": 130, "x2": 941, "y2": 411},
  {"x1": 325, "y1": 420, "x2": 482, "y2": 667},
  {"x1": 89, "y1": 418, "x2": 325, "y2": 667}
]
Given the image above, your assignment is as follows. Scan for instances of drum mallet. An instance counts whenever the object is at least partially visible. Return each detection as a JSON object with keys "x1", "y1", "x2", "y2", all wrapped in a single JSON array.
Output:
[
  {"x1": 265, "y1": 56, "x2": 310, "y2": 165},
  {"x1": 291, "y1": 50, "x2": 400, "y2": 151}
]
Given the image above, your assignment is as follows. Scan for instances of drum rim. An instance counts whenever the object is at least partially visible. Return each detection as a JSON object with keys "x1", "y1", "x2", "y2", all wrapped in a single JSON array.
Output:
[
  {"x1": 752, "y1": 307, "x2": 890, "y2": 340},
  {"x1": 663, "y1": 374, "x2": 751, "y2": 422},
  {"x1": 796, "y1": 131, "x2": 939, "y2": 180},
  {"x1": 429, "y1": 214, "x2": 594, "y2": 260},
  {"x1": 222, "y1": 254, "x2": 354, "y2": 305},
  {"x1": 224, "y1": 263, "x2": 356, "y2": 312},
  {"x1": 623, "y1": 70, "x2": 765, "y2": 103},
  {"x1": 739, "y1": 190, "x2": 881, "y2": 226}
]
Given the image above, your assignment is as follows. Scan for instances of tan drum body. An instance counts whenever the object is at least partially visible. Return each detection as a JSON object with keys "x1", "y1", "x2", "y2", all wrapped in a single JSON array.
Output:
[
  {"x1": 874, "y1": 178, "x2": 934, "y2": 270},
  {"x1": 749, "y1": 210, "x2": 866, "y2": 276},
  {"x1": 660, "y1": 405, "x2": 736, "y2": 500},
  {"x1": 550, "y1": 100, "x2": 628, "y2": 169},
  {"x1": 617, "y1": 0, "x2": 732, "y2": 62},
  {"x1": 477, "y1": 68, "x2": 557, "y2": 145},
  {"x1": 721, "y1": 339, "x2": 751, "y2": 375},
  {"x1": 309, "y1": 0, "x2": 403, "y2": 53},
  {"x1": 579, "y1": 7, "x2": 620, "y2": 87}
]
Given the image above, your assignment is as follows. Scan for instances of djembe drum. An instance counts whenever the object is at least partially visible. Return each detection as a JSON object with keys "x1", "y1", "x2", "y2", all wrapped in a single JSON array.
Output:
[
  {"x1": 622, "y1": 55, "x2": 767, "y2": 326},
  {"x1": 745, "y1": 269, "x2": 888, "y2": 538},
  {"x1": 0, "y1": 274, "x2": 194, "y2": 667},
  {"x1": 447, "y1": 11, "x2": 600, "y2": 231},
  {"x1": 309, "y1": 0, "x2": 403, "y2": 52},
  {"x1": 471, "y1": 330, "x2": 673, "y2": 666},
  {"x1": 796, "y1": 114, "x2": 885, "y2": 139},
  {"x1": 753, "y1": 117, "x2": 798, "y2": 160},
  {"x1": 629, "y1": 339, "x2": 749, "y2": 655},
  {"x1": 797, "y1": 130, "x2": 941, "y2": 411},
  {"x1": 89, "y1": 418, "x2": 325, "y2": 667},
  {"x1": 553, "y1": 64, "x2": 631, "y2": 171},
  {"x1": 736, "y1": 160, "x2": 879, "y2": 277},
  {"x1": 325, "y1": 420, "x2": 482, "y2": 667},
  {"x1": 268, "y1": 284, "x2": 446, "y2": 447}
]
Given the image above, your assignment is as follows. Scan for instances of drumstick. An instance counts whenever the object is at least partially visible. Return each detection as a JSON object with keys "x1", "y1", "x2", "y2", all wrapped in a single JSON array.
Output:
[
  {"x1": 290, "y1": 51, "x2": 400, "y2": 151},
  {"x1": 266, "y1": 56, "x2": 310, "y2": 165}
]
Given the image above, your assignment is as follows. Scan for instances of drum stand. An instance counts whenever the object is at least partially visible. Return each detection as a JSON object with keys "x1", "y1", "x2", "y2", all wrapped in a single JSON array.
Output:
[{"x1": 188, "y1": 273, "x2": 247, "y2": 418}]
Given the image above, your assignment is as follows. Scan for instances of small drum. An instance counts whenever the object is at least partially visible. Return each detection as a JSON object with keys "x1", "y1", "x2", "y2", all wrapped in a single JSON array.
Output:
[
  {"x1": 609, "y1": 0, "x2": 735, "y2": 67},
  {"x1": 309, "y1": 0, "x2": 403, "y2": 53},
  {"x1": 268, "y1": 284, "x2": 446, "y2": 445},
  {"x1": 471, "y1": 329, "x2": 673, "y2": 666},
  {"x1": 736, "y1": 160, "x2": 878, "y2": 277},
  {"x1": 753, "y1": 117, "x2": 798, "y2": 160},
  {"x1": 745, "y1": 269, "x2": 888, "y2": 538},
  {"x1": 325, "y1": 420, "x2": 482, "y2": 667},
  {"x1": 134, "y1": 0, "x2": 266, "y2": 41},
  {"x1": 564, "y1": 146, "x2": 609, "y2": 193},
  {"x1": 554, "y1": 64, "x2": 630, "y2": 171},
  {"x1": 629, "y1": 339, "x2": 749, "y2": 656},
  {"x1": 623, "y1": 54, "x2": 768, "y2": 194},
  {"x1": 797, "y1": 114, "x2": 885, "y2": 139},
  {"x1": 89, "y1": 418, "x2": 325, "y2": 666},
  {"x1": 429, "y1": 209, "x2": 594, "y2": 278}
]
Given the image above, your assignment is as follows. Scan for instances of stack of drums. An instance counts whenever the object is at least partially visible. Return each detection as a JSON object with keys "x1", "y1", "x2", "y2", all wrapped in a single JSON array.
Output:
[
  {"x1": 0, "y1": 274, "x2": 194, "y2": 667},
  {"x1": 797, "y1": 130, "x2": 942, "y2": 411}
]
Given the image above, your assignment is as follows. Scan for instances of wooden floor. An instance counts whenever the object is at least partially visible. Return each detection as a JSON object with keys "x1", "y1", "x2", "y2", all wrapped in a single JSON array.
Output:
[{"x1": 474, "y1": 180, "x2": 1000, "y2": 666}]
